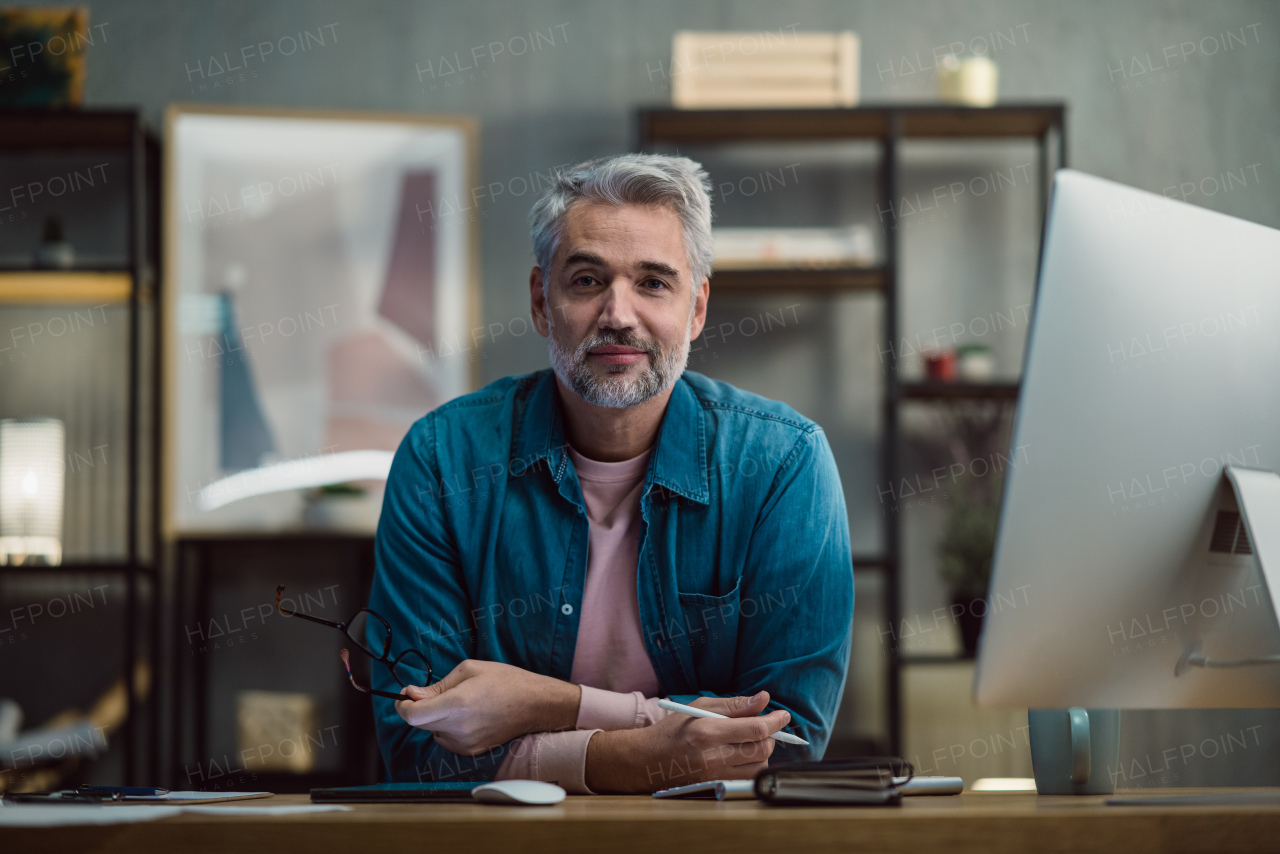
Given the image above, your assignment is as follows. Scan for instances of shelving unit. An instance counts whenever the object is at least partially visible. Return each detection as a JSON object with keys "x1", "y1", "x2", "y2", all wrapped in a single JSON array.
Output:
[
  {"x1": 0, "y1": 110, "x2": 161, "y2": 784},
  {"x1": 638, "y1": 103, "x2": 1066, "y2": 753},
  {"x1": 169, "y1": 533, "x2": 381, "y2": 791}
]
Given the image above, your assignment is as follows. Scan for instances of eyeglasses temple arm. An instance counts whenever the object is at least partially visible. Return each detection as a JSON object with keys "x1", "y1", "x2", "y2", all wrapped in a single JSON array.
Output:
[
  {"x1": 276, "y1": 585, "x2": 346, "y2": 630},
  {"x1": 282, "y1": 609, "x2": 346, "y2": 630},
  {"x1": 340, "y1": 649, "x2": 414, "y2": 701}
]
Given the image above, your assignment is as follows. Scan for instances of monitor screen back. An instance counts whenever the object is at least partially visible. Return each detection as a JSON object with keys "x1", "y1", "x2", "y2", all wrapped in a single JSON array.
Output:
[{"x1": 974, "y1": 169, "x2": 1280, "y2": 709}]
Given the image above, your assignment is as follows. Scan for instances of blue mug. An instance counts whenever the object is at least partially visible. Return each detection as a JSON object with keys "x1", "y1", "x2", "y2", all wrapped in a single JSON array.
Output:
[{"x1": 1027, "y1": 708, "x2": 1122, "y2": 795}]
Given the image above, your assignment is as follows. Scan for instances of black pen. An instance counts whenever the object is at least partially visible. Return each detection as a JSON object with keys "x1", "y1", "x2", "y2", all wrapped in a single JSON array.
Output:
[
  {"x1": 79, "y1": 785, "x2": 170, "y2": 797},
  {"x1": 4, "y1": 790, "x2": 120, "y2": 803}
]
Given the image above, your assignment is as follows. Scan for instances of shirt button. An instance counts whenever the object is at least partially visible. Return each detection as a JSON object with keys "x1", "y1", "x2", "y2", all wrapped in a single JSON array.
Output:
[{"x1": 561, "y1": 603, "x2": 573, "y2": 616}]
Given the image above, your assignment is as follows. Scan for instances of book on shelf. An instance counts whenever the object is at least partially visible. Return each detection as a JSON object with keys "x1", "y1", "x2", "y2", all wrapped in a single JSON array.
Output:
[{"x1": 712, "y1": 225, "x2": 876, "y2": 270}]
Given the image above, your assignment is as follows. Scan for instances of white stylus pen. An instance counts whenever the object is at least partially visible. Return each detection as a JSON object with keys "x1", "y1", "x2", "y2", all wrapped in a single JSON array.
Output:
[{"x1": 656, "y1": 698, "x2": 810, "y2": 746}]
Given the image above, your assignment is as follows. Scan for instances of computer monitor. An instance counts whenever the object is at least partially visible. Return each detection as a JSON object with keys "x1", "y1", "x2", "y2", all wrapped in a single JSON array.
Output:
[{"x1": 974, "y1": 169, "x2": 1280, "y2": 709}]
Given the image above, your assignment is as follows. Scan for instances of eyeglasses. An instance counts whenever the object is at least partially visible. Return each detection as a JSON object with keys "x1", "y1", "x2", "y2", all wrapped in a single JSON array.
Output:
[{"x1": 274, "y1": 585, "x2": 434, "y2": 701}]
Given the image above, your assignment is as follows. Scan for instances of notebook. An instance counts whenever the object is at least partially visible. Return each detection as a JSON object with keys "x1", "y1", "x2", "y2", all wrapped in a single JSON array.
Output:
[
  {"x1": 654, "y1": 775, "x2": 963, "y2": 800},
  {"x1": 754, "y1": 758, "x2": 912, "y2": 805}
]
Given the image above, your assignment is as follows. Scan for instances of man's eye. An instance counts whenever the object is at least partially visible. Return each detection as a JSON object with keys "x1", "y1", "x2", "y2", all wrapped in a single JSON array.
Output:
[
  {"x1": 573, "y1": 276, "x2": 598, "y2": 288},
  {"x1": 642, "y1": 278, "x2": 667, "y2": 290}
]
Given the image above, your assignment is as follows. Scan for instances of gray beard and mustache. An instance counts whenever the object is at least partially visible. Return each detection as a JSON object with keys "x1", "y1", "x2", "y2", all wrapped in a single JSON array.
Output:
[{"x1": 548, "y1": 323, "x2": 692, "y2": 409}]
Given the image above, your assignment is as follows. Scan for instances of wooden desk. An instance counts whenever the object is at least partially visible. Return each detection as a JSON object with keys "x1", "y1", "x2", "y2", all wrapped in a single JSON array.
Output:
[{"x1": 9, "y1": 790, "x2": 1280, "y2": 854}]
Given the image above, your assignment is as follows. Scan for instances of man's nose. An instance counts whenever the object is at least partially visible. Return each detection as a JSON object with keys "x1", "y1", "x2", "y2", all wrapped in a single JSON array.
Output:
[{"x1": 596, "y1": 279, "x2": 640, "y2": 330}]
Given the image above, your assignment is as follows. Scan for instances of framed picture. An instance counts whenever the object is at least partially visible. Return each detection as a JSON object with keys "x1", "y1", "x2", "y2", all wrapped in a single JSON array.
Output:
[
  {"x1": 0, "y1": 7, "x2": 91, "y2": 106},
  {"x1": 163, "y1": 105, "x2": 479, "y2": 535}
]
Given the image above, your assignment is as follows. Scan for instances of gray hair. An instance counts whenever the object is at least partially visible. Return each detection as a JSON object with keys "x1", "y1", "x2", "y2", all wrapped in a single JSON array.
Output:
[{"x1": 529, "y1": 153, "x2": 715, "y2": 289}]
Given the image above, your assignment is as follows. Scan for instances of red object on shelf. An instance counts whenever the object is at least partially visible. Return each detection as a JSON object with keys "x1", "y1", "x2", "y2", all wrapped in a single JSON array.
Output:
[{"x1": 922, "y1": 348, "x2": 959, "y2": 382}]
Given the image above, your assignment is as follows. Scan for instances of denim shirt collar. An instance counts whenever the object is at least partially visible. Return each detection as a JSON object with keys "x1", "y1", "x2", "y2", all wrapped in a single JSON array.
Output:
[{"x1": 514, "y1": 370, "x2": 709, "y2": 505}]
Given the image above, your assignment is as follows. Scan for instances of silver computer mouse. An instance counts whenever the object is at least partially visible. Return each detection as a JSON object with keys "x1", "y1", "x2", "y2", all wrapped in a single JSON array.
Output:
[{"x1": 472, "y1": 779, "x2": 566, "y2": 805}]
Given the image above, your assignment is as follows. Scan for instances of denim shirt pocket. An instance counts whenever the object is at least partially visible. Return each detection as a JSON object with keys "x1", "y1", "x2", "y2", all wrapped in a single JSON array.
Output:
[{"x1": 674, "y1": 575, "x2": 742, "y2": 689}]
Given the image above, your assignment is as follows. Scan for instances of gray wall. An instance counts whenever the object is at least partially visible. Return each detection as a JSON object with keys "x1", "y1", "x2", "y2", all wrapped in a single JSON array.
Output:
[
  {"x1": 67, "y1": 0, "x2": 1279, "y2": 387},
  {"x1": 21, "y1": 0, "x2": 1280, "y2": 785}
]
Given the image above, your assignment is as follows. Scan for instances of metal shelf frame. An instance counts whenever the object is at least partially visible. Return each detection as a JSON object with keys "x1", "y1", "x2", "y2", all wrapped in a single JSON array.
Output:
[
  {"x1": 638, "y1": 103, "x2": 1066, "y2": 754},
  {"x1": 0, "y1": 109, "x2": 162, "y2": 784}
]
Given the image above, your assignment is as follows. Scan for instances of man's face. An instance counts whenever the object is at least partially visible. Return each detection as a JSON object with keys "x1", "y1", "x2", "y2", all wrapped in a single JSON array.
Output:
[{"x1": 531, "y1": 202, "x2": 708, "y2": 409}]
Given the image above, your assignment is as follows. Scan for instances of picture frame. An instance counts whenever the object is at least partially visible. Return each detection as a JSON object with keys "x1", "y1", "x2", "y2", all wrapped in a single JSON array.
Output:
[{"x1": 162, "y1": 105, "x2": 480, "y2": 535}]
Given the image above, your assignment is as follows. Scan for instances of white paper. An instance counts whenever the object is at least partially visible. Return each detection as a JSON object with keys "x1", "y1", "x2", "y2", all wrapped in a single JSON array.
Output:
[
  {"x1": 131, "y1": 791, "x2": 272, "y2": 801},
  {"x1": 0, "y1": 805, "x2": 185, "y2": 827},
  {"x1": 180, "y1": 804, "x2": 352, "y2": 816},
  {"x1": 0, "y1": 801, "x2": 349, "y2": 826}
]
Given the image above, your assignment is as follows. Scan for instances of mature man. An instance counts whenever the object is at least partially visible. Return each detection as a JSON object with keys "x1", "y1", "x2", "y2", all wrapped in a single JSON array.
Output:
[{"x1": 369, "y1": 153, "x2": 853, "y2": 794}]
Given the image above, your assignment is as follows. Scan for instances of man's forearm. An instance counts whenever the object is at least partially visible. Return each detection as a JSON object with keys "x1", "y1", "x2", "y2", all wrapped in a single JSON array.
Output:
[
  {"x1": 584, "y1": 729, "x2": 651, "y2": 794},
  {"x1": 583, "y1": 698, "x2": 780, "y2": 794},
  {"x1": 531, "y1": 678, "x2": 582, "y2": 735}
]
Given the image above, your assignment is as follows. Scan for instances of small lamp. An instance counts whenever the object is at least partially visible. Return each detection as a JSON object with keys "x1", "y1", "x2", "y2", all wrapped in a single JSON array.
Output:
[{"x1": 0, "y1": 417, "x2": 66, "y2": 566}]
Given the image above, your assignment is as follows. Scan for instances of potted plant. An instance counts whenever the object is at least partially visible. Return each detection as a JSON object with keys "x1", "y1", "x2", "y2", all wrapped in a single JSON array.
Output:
[
  {"x1": 302, "y1": 482, "x2": 380, "y2": 531},
  {"x1": 937, "y1": 478, "x2": 1001, "y2": 656},
  {"x1": 905, "y1": 401, "x2": 1012, "y2": 657}
]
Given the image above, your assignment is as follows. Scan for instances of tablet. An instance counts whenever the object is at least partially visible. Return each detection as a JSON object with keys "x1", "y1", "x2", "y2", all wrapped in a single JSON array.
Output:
[{"x1": 310, "y1": 782, "x2": 480, "y2": 803}]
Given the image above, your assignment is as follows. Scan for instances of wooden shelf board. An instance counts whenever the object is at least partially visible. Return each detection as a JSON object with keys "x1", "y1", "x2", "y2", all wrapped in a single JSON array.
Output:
[
  {"x1": 711, "y1": 266, "x2": 885, "y2": 292},
  {"x1": 0, "y1": 110, "x2": 138, "y2": 149},
  {"x1": 0, "y1": 271, "x2": 134, "y2": 304},
  {"x1": 899, "y1": 381, "x2": 1020, "y2": 401},
  {"x1": 898, "y1": 105, "x2": 1062, "y2": 138},
  {"x1": 641, "y1": 108, "x2": 890, "y2": 142},
  {"x1": 0, "y1": 560, "x2": 156, "y2": 577},
  {"x1": 639, "y1": 104, "x2": 1064, "y2": 144},
  {"x1": 174, "y1": 531, "x2": 376, "y2": 544}
]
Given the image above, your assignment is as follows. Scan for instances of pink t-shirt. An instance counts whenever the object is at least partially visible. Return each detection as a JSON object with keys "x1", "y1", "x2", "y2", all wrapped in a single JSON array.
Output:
[
  {"x1": 494, "y1": 445, "x2": 668, "y2": 791},
  {"x1": 565, "y1": 445, "x2": 661, "y2": 695}
]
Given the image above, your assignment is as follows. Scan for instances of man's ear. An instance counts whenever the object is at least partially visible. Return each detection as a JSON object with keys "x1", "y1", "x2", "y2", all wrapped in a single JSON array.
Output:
[
  {"x1": 688, "y1": 276, "x2": 710, "y2": 340},
  {"x1": 530, "y1": 266, "x2": 551, "y2": 338}
]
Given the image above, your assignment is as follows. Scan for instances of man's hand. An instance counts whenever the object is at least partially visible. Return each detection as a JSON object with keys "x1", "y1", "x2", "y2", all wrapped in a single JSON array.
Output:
[
  {"x1": 394, "y1": 659, "x2": 581, "y2": 756},
  {"x1": 585, "y1": 691, "x2": 788, "y2": 794}
]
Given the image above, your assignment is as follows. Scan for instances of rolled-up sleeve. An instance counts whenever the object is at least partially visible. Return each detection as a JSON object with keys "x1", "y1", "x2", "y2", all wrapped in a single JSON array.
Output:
[
  {"x1": 494, "y1": 730, "x2": 600, "y2": 793},
  {"x1": 575, "y1": 686, "x2": 671, "y2": 730},
  {"x1": 495, "y1": 689, "x2": 670, "y2": 792}
]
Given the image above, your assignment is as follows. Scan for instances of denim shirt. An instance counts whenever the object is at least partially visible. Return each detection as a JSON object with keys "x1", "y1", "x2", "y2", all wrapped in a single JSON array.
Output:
[{"x1": 368, "y1": 369, "x2": 853, "y2": 783}]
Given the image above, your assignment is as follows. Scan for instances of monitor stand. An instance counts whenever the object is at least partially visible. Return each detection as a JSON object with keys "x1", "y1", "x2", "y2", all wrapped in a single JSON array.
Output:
[{"x1": 1176, "y1": 466, "x2": 1280, "y2": 674}]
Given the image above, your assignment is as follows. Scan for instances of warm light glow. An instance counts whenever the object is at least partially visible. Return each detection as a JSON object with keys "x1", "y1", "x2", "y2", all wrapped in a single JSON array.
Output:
[
  {"x1": 0, "y1": 418, "x2": 65, "y2": 566},
  {"x1": 971, "y1": 778, "x2": 1038, "y2": 792}
]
